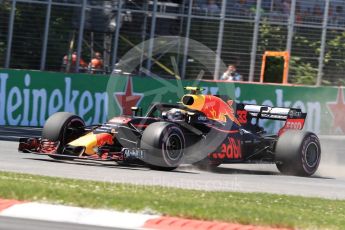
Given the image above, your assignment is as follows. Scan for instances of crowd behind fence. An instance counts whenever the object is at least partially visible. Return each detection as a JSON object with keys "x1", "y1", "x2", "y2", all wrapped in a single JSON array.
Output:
[{"x1": 1, "y1": 0, "x2": 345, "y2": 85}]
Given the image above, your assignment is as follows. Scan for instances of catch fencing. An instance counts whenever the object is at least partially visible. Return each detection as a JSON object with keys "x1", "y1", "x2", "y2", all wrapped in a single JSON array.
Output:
[{"x1": 1, "y1": 0, "x2": 345, "y2": 85}]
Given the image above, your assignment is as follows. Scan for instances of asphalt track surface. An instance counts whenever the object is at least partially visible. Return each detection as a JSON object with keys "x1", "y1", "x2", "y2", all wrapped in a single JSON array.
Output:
[{"x1": 1, "y1": 126, "x2": 345, "y2": 200}]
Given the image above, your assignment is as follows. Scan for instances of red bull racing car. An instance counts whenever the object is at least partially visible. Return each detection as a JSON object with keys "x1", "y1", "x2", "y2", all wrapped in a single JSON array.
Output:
[{"x1": 18, "y1": 87, "x2": 321, "y2": 176}]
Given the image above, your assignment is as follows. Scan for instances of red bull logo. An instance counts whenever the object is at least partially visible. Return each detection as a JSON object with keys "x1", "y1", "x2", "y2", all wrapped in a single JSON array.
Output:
[
  {"x1": 210, "y1": 137, "x2": 242, "y2": 160},
  {"x1": 182, "y1": 94, "x2": 241, "y2": 125},
  {"x1": 95, "y1": 133, "x2": 114, "y2": 146},
  {"x1": 68, "y1": 132, "x2": 114, "y2": 155}
]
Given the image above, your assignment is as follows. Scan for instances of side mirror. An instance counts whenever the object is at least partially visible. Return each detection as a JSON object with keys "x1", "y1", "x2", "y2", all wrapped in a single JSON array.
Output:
[{"x1": 131, "y1": 107, "x2": 142, "y2": 117}]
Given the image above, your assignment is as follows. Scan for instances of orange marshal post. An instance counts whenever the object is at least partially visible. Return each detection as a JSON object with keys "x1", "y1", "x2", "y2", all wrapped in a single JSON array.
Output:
[{"x1": 260, "y1": 51, "x2": 290, "y2": 84}]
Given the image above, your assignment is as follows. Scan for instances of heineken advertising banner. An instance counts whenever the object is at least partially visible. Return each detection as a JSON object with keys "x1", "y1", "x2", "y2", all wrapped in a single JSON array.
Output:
[{"x1": 0, "y1": 69, "x2": 344, "y2": 135}]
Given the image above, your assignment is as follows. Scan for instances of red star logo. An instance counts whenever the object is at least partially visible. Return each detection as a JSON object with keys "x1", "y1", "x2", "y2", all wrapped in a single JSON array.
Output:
[
  {"x1": 114, "y1": 78, "x2": 143, "y2": 115},
  {"x1": 327, "y1": 87, "x2": 345, "y2": 133}
]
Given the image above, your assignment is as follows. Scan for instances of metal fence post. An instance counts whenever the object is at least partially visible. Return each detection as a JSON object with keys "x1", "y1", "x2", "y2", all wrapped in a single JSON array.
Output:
[
  {"x1": 285, "y1": 0, "x2": 296, "y2": 81},
  {"x1": 76, "y1": 0, "x2": 86, "y2": 73},
  {"x1": 181, "y1": 0, "x2": 193, "y2": 79},
  {"x1": 146, "y1": 0, "x2": 158, "y2": 73},
  {"x1": 214, "y1": 0, "x2": 226, "y2": 80},
  {"x1": 175, "y1": 0, "x2": 187, "y2": 73},
  {"x1": 139, "y1": 1, "x2": 149, "y2": 75},
  {"x1": 249, "y1": 0, "x2": 262, "y2": 82},
  {"x1": 5, "y1": 0, "x2": 16, "y2": 68},
  {"x1": 40, "y1": 0, "x2": 52, "y2": 71},
  {"x1": 111, "y1": 0, "x2": 122, "y2": 73},
  {"x1": 316, "y1": 0, "x2": 330, "y2": 86}
]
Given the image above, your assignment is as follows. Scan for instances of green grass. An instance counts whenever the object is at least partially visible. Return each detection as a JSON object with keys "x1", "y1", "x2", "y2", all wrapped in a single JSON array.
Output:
[{"x1": 0, "y1": 171, "x2": 344, "y2": 230}]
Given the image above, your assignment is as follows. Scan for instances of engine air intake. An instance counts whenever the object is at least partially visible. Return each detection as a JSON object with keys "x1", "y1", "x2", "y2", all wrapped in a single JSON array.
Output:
[{"x1": 182, "y1": 96, "x2": 194, "y2": 106}]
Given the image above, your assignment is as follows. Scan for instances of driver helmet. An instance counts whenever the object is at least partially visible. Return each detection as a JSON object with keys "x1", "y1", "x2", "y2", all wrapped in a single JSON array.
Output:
[{"x1": 165, "y1": 108, "x2": 186, "y2": 120}]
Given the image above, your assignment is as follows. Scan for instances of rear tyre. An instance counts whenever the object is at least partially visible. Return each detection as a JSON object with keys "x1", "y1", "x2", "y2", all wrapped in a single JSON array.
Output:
[
  {"x1": 141, "y1": 122, "x2": 185, "y2": 171},
  {"x1": 275, "y1": 130, "x2": 321, "y2": 177},
  {"x1": 42, "y1": 112, "x2": 85, "y2": 160}
]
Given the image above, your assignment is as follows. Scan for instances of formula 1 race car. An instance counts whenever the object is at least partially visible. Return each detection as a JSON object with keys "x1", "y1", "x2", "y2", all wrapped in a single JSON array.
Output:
[{"x1": 18, "y1": 87, "x2": 321, "y2": 176}]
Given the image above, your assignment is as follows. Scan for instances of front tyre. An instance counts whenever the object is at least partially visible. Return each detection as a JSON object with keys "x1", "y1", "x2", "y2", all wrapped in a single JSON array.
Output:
[
  {"x1": 141, "y1": 122, "x2": 185, "y2": 171},
  {"x1": 275, "y1": 130, "x2": 321, "y2": 177},
  {"x1": 42, "y1": 112, "x2": 85, "y2": 159}
]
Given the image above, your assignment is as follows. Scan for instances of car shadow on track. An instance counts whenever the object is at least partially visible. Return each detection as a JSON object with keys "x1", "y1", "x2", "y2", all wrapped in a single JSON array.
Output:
[
  {"x1": 25, "y1": 158, "x2": 199, "y2": 174},
  {"x1": 216, "y1": 167, "x2": 333, "y2": 179},
  {"x1": 213, "y1": 167, "x2": 279, "y2": 175},
  {"x1": 185, "y1": 165, "x2": 334, "y2": 179},
  {"x1": 23, "y1": 158, "x2": 333, "y2": 178},
  {"x1": 179, "y1": 164, "x2": 281, "y2": 175}
]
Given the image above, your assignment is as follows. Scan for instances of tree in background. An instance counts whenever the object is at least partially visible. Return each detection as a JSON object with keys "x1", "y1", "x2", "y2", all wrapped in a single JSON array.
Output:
[
  {"x1": 258, "y1": 20, "x2": 318, "y2": 85},
  {"x1": 323, "y1": 30, "x2": 345, "y2": 85}
]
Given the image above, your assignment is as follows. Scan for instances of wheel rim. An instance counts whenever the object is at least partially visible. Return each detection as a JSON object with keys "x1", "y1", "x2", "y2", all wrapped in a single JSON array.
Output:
[
  {"x1": 63, "y1": 118, "x2": 84, "y2": 143},
  {"x1": 165, "y1": 134, "x2": 183, "y2": 161},
  {"x1": 305, "y1": 142, "x2": 319, "y2": 168}
]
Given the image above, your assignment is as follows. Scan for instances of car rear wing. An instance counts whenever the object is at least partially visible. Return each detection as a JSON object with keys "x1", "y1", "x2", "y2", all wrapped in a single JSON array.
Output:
[
  {"x1": 239, "y1": 104, "x2": 307, "y2": 135},
  {"x1": 242, "y1": 104, "x2": 306, "y2": 121}
]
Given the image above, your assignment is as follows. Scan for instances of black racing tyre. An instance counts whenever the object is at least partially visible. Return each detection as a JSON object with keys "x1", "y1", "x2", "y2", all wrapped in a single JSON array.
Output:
[
  {"x1": 42, "y1": 112, "x2": 85, "y2": 159},
  {"x1": 141, "y1": 122, "x2": 185, "y2": 171},
  {"x1": 275, "y1": 130, "x2": 321, "y2": 177}
]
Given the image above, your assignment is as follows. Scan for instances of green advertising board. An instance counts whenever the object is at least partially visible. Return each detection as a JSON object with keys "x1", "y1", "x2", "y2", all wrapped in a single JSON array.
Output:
[{"x1": 0, "y1": 69, "x2": 343, "y2": 135}]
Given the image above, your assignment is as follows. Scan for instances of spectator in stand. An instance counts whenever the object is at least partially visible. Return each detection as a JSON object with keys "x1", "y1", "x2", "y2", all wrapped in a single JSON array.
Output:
[
  {"x1": 282, "y1": 0, "x2": 291, "y2": 14},
  {"x1": 235, "y1": 0, "x2": 249, "y2": 16},
  {"x1": 312, "y1": 3, "x2": 323, "y2": 23},
  {"x1": 262, "y1": 0, "x2": 272, "y2": 11},
  {"x1": 62, "y1": 51, "x2": 88, "y2": 73},
  {"x1": 89, "y1": 52, "x2": 104, "y2": 74},
  {"x1": 273, "y1": 0, "x2": 284, "y2": 13},
  {"x1": 220, "y1": 64, "x2": 243, "y2": 81},
  {"x1": 202, "y1": 0, "x2": 220, "y2": 14},
  {"x1": 194, "y1": 0, "x2": 206, "y2": 8},
  {"x1": 328, "y1": 4, "x2": 334, "y2": 23},
  {"x1": 332, "y1": 5, "x2": 345, "y2": 26},
  {"x1": 295, "y1": 2, "x2": 303, "y2": 24}
]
